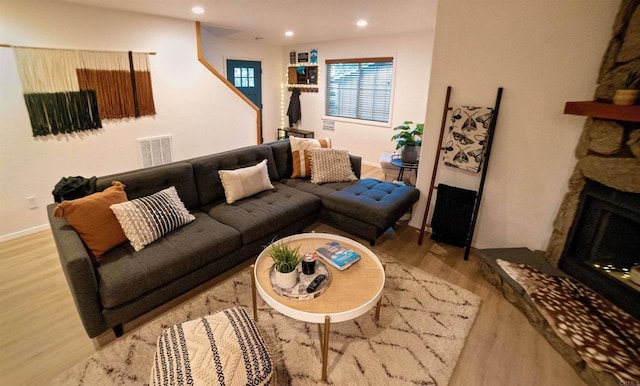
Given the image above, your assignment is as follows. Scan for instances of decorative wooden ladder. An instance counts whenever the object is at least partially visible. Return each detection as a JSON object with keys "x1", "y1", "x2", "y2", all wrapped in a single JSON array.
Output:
[{"x1": 418, "y1": 86, "x2": 503, "y2": 260}]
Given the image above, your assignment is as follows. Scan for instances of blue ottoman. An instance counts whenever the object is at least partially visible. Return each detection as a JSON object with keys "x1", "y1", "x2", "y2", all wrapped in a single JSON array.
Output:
[{"x1": 321, "y1": 178, "x2": 420, "y2": 245}]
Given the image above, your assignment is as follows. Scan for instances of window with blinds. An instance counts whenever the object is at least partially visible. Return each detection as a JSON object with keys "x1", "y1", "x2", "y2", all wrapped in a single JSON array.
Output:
[{"x1": 325, "y1": 57, "x2": 394, "y2": 123}]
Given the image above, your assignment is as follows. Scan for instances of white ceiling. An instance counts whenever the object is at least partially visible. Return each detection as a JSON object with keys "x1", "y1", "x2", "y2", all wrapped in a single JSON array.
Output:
[{"x1": 56, "y1": 0, "x2": 437, "y2": 45}]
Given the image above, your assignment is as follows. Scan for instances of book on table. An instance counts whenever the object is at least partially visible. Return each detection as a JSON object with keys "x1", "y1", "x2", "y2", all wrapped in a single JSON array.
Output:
[{"x1": 315, "y1": 241, "x2": 360, "y2": 270}]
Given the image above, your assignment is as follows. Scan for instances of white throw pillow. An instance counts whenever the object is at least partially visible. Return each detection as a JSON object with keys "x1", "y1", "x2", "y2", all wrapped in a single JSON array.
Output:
[
  {"x1": 309, "y1": 148, "x2": 357, "y2": 184},
  {"x1": 218, "y1": 159, "x2": 275, "y2": 204},
  {"x1": 110, "y1": 186, "x2": 195, "y2": 251}
]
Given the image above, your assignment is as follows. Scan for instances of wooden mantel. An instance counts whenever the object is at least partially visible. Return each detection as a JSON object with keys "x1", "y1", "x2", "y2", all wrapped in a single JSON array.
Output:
[{"x1": 564, "y1": 101, "x2": 640, "y2": 122}]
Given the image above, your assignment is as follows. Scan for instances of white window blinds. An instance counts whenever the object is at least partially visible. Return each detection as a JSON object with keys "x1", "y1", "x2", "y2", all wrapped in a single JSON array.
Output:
[{"x1": 325, "y1": 57, "x2": 393, "y2": 123}]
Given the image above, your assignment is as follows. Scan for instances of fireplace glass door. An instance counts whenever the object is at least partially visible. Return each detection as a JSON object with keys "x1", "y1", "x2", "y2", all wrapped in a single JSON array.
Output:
[{"x1": 559, "y1": 180, "x2": 640, "y2": 319}]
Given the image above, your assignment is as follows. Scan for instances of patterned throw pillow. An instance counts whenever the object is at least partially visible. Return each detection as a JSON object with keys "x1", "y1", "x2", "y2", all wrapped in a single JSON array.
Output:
[
  {"x1": 110, "y1": 186, "x2": 195, "y2": 251},
  {"x1": 290, "y1": 136, "x2": 331, "y2": 178},
  {"x1": 218, "y1": 159, "x2": 275, "y2": 204},
  {"x1": 309, "y1": 148, "x2": 357, "y2": 184},
  {"x1": 53, "y1": 181, "x2": 128, "y2": 262},
  {"x1": 150, "y1": 308, "x2": 273, "y2": 386}
]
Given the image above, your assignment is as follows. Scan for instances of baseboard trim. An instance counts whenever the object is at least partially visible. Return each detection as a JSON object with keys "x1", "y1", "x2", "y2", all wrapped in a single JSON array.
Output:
[
  {"x1": 362, "y1": 160, "x2": 381, "y2": 168},
  {"x1": 0, "y1": 224, "x2": 50, "y2": 243}
]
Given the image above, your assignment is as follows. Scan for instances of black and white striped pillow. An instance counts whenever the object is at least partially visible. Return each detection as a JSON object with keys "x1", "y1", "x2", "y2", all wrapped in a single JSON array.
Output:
[{"x1": 110, "y1": 186, "x2": 195, "y2": 251}]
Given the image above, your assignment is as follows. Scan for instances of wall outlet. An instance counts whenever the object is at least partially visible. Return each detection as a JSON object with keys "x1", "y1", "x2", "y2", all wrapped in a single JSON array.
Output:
[{"x1": 27, "y1": 196, "x2": 38, "y2": 209}]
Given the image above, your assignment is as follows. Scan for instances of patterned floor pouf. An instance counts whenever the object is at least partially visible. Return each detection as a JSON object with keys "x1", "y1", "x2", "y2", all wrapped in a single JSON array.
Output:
[{"x1": 150, "y1": 307, "x2": 273, "y2": 386}]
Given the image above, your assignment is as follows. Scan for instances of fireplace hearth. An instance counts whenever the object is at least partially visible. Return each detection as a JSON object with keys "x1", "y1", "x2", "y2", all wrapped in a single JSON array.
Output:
[{"x1": 559, "y1": 179, "x2": 640, "y2": 320}]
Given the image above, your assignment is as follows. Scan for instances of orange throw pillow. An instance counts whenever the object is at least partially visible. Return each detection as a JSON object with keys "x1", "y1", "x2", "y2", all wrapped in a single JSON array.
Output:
[
  {"x1": 290, "y1": 136, "x2": 331, "y2": 178},
  {"x1": 54, "y1": 181, "x2": 128, "y2": 261}
]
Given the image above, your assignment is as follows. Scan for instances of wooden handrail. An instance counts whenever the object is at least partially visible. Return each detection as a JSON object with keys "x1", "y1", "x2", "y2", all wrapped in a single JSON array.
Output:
[{"x1": 195, "y1": 21, "x2": 262, "y2": 144}]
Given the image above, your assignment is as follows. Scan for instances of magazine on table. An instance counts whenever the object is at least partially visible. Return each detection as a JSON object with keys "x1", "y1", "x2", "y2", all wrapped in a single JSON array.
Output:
[{"x1": 315, "y1": 241, "x2": 360, "y2": 270}]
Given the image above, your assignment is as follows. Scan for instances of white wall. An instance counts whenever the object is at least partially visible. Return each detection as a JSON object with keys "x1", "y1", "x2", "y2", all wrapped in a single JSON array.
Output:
[
  {"x1": 200, "y1": 28, "x2": 283, "y2": 142},
  {"x1": 282, "y1": 30, "x2": 435, "y2": 164},
  {"x1": 0, "y1": 0, "x2": 256, "y2": 240},
  {"x1": 410, "y1": 0, "x2": 620, "y2": 251}
]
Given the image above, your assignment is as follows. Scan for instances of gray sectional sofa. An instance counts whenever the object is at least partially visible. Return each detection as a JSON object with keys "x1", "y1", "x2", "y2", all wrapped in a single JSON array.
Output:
[{"x1": 47, "y1": 139, "x2": 419, "y2": 338}]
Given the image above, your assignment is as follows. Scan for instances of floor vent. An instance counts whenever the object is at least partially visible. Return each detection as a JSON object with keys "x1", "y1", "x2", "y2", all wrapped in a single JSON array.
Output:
[{"x1": 138, "y1": 135, "x2": 173, "y2": 168}]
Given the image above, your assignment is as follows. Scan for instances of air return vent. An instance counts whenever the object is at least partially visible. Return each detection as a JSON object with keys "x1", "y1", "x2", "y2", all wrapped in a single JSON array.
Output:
[{"x1": 138, "y1": 135, "x2": 173, "y2": 168}]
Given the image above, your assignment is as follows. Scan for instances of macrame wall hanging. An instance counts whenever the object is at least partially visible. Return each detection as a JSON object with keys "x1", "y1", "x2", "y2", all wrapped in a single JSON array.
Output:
[{"x1": 13, "y1": 47, "x2": 156, "y2": 137}]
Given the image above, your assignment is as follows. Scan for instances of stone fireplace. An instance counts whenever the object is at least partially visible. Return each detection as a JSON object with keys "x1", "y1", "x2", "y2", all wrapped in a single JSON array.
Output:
[{"x1": 546, "y1": 0, "x2": 640, "y2": 319}]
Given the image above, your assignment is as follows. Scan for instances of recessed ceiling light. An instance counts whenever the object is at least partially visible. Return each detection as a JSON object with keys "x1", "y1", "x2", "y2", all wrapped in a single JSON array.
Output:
[
  {"x1": 191, "y1": 6, "x2": 205, "y2": 14},
  {"x1": 285, "y1": 31, "x2": 294, "y2": 37},
  {"x1": 357, "y1": 20, "x2": 368, "y2": 27}
]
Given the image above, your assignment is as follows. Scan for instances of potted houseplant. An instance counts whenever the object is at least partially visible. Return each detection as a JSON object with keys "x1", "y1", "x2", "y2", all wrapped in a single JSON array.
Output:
[
  {"x1": 268, "y1": 240, "x2": 302, "y2": 289},
  {"x1": 613, "y1": 71, "x2": 640, "y2": 105},
  {"x1": 391, "y1": 121, "x2": 424, "y2": 163}
]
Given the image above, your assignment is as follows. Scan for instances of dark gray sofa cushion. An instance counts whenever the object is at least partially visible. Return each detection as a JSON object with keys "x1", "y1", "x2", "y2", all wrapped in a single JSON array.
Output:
[
  {"x1": 205, "y1": 182, "x2": 320, "y2": 245},
  {"x1": 96, "y1": 212, "x2": 242, "y2": 308},
  {"x1": 281, "y1": 178, "x2": 356, "y2": 200},
  {"x1": 190, "y1": 146, "x2": 278, "y2": 207},
  {"x1": 96, "y1": 162, "x2": 200, "y2": 210},
  {"x1": 323, "y1": 178, "x2": 420, "y2": 230},
  {"x1": 261, "y1": 140, "x2": 292, "y2": 180}
]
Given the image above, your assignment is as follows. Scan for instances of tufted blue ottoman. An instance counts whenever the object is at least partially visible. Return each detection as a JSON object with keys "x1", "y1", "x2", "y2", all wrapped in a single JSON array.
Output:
[
  {"x1": 150, "y1": 307, "x2": 273, "y2": 386},
  {"x1": 320, "y1": 178, "x2": 420, "y2": 245}
]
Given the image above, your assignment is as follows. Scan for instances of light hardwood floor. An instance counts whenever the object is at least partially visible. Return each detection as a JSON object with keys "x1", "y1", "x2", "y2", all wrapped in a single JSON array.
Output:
[{"x1": 0, "y1": 165, "x2": 586, "y2": 385}]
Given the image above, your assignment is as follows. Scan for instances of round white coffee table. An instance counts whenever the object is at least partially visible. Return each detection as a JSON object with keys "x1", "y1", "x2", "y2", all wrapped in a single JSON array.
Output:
[{"x1": 251, "y1": 233, "x2": 385, "y2": 381}]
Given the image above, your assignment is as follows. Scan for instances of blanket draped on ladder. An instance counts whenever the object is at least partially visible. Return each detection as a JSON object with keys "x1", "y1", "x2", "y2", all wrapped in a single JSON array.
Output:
[{"x1": 442, "y1": 106, "x2": 493, "y2": 173}]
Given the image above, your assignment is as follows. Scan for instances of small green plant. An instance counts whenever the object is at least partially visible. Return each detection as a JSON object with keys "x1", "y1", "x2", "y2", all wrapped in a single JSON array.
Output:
[
  {"x1": 268, "y1": 240, "x2": 302, "y2": 273},
  {"x1": 391, "y1": 121, "x2": 424, "y2": 150},
  {"x1": 622, "y1": 71, "x2": 640, "y2": 89}
]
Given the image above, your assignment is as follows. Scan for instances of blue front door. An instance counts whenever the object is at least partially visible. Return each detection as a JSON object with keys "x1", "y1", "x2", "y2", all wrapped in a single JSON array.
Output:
[{"x1": 227, "y1": 59, "x2": 263, "y2": 142}]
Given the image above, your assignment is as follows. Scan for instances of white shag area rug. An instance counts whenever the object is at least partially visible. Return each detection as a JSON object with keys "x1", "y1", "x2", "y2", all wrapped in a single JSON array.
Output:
[{"x1": 53, "y1": 252, "x2": 481, "y2": 385}]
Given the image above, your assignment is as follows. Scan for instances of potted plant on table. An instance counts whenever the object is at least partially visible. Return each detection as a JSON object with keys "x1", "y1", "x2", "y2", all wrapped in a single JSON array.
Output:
[
  {"x1": 391, "y1": 121, "x2": 424, "y2": 163},
  {"x1": 613, "y1": 71, "x2": 640, "y2": 106},
  {"x1": 269, "y1": 240, "x2": 302, "y2": 289}
]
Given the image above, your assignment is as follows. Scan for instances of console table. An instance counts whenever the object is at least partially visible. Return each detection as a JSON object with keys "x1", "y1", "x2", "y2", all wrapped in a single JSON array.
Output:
[{"x1": 277, "y1": 127, "x2": 314, "y2": 140}]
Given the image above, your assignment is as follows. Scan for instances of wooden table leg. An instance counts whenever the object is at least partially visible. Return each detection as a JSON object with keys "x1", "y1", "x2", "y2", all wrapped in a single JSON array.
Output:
[
  {"x1": 322, "y1": 315, "x2": 330, "y2": 381},
  {"x1": 250, "y1": 265, "x2": 257, "y2": 322},
  {"x1": 375, "y1": 264, "x2": 386, "y2": 320}
]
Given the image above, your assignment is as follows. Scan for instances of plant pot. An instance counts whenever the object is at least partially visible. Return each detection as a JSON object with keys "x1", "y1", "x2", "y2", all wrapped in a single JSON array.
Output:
[
  {"x1": 274, "y1": 269, "x2": 298, "y2": 289},
  {"x1": 613, "y1": 89, "x2": 639, "y2": 106},
  {"x1": 400, "y1": 145, "x2": 420, "y2": 163}
]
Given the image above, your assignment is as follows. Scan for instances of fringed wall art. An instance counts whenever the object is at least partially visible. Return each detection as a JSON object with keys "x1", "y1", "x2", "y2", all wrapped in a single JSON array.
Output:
[{"x1": 13, "y1": 47, "x2": 156, "y2": 137}]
